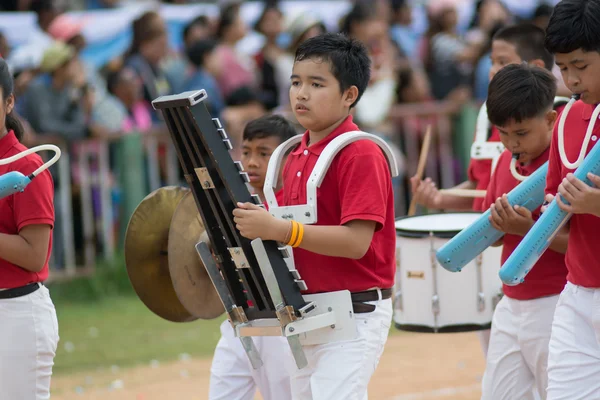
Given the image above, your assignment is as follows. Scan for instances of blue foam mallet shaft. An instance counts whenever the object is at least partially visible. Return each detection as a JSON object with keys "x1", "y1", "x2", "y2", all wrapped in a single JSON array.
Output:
[
  {"x1": 436, "y1": 161, "x2": 548, "y2": 273},
  {"x1": 0, "y1": 171, "x2": 31, "y2": 200},
  {"x1": 500, "y1": 141, "x2": 600, "y2": 285}
]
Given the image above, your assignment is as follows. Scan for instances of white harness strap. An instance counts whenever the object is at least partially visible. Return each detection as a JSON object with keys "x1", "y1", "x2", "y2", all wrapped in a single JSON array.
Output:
[{"x1": 263, "y1": 131, "x2": 399, "y2": 225}]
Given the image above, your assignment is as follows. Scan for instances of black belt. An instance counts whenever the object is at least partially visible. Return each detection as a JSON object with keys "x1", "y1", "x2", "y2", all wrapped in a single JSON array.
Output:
[
  {"x1": 351, "y1": 288, "x2": 392, "y2": 314},
  {"x1": 0, "y1": 283, "x2": 41, "y2": 299}
]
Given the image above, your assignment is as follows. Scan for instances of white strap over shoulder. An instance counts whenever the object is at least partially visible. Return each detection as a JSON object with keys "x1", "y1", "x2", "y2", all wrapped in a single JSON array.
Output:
[{"x1": 263, "y1": 131, "x2": 399, "y2": 225}]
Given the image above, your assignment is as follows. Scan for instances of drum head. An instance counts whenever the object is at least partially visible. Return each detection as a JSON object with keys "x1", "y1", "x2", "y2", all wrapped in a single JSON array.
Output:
[{"x1": 395, "y1": 213, "x2": 481, "y2": 238}]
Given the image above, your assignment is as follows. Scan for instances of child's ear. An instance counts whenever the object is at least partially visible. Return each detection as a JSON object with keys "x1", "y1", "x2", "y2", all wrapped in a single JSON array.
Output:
[
  {"x1": 343, "y1": 86, "x2": 359, "y2": 108},
  {"x1": 546, "y1": 109, "x2": 558, "y2": 128},
  {"x1": 528, "y1": 59, "x2": 546, "y2": 69}
]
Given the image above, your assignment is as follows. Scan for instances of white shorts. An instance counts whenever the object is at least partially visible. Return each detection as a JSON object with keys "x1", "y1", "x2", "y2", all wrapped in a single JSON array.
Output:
[
  {"x1": 209, "y1": 319, "x2": 294, "y2": 400},
  {"x1": 0, "y1": 284, "x2": 59, "y2": 400},
  {"x1": 547, "y1": 282, "x2": 600, "y2": 400},
  {"x1": 477, "y1": 329, "x2": 491, "y2": 358},
  {"x1": 291, "y1": 297, "x2": 393, "y2": 400},
  {"x1": 481, "y1": 294, "x2": 559, "y2": 400}
]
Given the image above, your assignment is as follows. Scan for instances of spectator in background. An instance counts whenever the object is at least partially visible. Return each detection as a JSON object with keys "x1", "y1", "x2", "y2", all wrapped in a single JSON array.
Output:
[
  {"x1": 221, "y1": 86, "x2": 266, "y2": 160},
  {"x1": 182, "y1": 39, "x2": 225, "y2": 118},
  {"x1": 423, "y1": 0, "x2": 487, "y2": 102},
  {"x1": 182, "y1": 15, "x2": 214, "y2": 49},
  {"x1": 389, "y1": 0, "x2": 421, "y2": 63},
  {"x1": 23, "y1": 41, "x2": 87, "y2": 140},
  {"x1": 213, "y1": 2, "x2": 258, "y2": 99},
  {"x1": 124, "y1": 11, "x2": 172, "y2": 123},
  {"x1": 106, "y1": 67, "x2": 152, "y2": 134},
  {"x1": 253, "y1": 2, "x2": 285, "y2": 111},
  {"x1": 47, "y1": 13, "x2": 124, "y2": 134},
  {"x1": 164, "y1": 14, "x2": 214, "y2": 95}
]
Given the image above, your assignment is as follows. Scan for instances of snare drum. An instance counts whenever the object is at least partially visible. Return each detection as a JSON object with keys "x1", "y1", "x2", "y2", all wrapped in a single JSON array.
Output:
[{"x1": 393, "y1": 213, "x2": 503, "y2": 333}]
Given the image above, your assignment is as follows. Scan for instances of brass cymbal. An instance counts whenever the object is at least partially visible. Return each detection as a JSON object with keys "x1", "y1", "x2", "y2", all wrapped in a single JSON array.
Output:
[
  {"x1": 124, "y1": 186, "x2": 197, "y2": 323},
  {"x1": 168, "y1": 191, "x2": 224, "y2": 319}
]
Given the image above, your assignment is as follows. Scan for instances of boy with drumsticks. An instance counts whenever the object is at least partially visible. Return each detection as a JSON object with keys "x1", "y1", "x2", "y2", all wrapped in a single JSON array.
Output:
[
  {"x1": 480, "y1": 64, "x2": 569, "y2": 400},
  {"x1": 410, "y1": 23, "x2": 566, "y2": 357},
  {"x1": 540, "y1": 1, "x2": 600, "y2": 397},
  {"x1": 233, "y1": 33, "x2": 395, "y2": 400},
  {"x1": 209, "y1": 114, "x2": 297, "y2": 400}
]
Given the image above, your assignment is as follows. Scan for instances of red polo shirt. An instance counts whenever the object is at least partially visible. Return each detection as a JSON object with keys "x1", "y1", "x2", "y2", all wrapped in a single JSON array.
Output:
[
  {"x1": 546, "y1": 100, "x2": 600, "y2": 288},
  {"x1": 281, "y1": 115, "x2": 395, "y2": 294},
  {"x1": 0, "y1": 131, "x2": 54, "y2": 288},
  {"x1": 484, "y1": 149, "x2": 567, "y2": 300},
  {"x1": 468, "y1": 127, "x2": 501, "y2": 211}
]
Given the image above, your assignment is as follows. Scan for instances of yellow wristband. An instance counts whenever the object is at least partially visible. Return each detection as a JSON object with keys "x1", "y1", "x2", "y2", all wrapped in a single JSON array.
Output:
[
  {"x1": 291, "y1": 222, "x2": 304, "y2": 248},
  {"x1": 287, "y1": 220, "x2": 299, "y2": 247}
]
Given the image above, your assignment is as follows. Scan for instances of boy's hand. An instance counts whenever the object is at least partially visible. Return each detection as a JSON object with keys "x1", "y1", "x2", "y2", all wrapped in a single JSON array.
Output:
[
  {"x1": 556, "y1": 173, "x2": 600, "y2": 217},
  {"x1": 409, "y1": 175, "x2": 442, "y2": 209},
  {"x1": 489, "y1": 194, "x2": 534, "y2": 236},
  {"x1": 232, "y1": 202, "x2": 288, "y2": 241},
  {"x1": 541, "y1": 193, "x2": 554, "y2": 213}
]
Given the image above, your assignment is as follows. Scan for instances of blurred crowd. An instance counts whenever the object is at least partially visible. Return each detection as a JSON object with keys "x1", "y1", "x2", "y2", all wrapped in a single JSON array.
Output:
[{"x1": 0, "y1": 0, "x2": 566, "y2": 268}]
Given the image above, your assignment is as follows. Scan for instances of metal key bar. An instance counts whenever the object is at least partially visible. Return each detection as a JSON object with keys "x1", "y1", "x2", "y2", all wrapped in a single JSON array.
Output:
[
  {"x1": 171, "y1": 107, "x2": 271, "y2": 312},
  {"x1": 195, "y1": 242, "x2": 263, "y2": 369},
  {"x1": 250, "y1": 238, "x2": 308, "y2": 369}
]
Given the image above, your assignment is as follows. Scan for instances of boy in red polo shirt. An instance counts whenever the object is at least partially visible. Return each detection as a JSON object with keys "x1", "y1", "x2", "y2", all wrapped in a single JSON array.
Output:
[
  {"x1": 210, "y1": 114, "x2": 296, "y2": 400},
  {"x1": 411, "y1": 23, "x2": 566, "y2": 359},
  {"x1": 540, "y1": 1, "x2": 600, "y2": 398},
  {"x1": 411, "y1": 24, "x2": 562, "y2": 213},
  {"x1": 233, "y1": 33, "x2": 394, "y2": 400},
  {"x1": 479, "y1": 64, "x2": 568, "y2": 400}
]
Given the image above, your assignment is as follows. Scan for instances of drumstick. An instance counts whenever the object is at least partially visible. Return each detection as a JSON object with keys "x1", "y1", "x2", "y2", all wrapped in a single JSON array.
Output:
[
  {"x1": 408, "y1": 125, "x2": 432, "y2": 216},
  {"x1": 440, "y1": 188, "x2": 487, "y2": 198}
]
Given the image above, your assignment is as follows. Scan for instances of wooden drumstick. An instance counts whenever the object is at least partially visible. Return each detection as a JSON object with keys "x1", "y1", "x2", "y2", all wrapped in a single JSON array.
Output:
[{"x1": 408, "y1": 125, "x2": 432, "y2": 216}]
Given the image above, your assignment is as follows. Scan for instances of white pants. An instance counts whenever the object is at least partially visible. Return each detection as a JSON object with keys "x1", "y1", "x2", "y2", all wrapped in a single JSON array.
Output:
[
  {"x1": 0, "y1": 284, "x2": 59, "y2": 400},
  {"x1": 481, "y1": 294, "x2": 559, "y2": 400},
  {"x1": 547, "y1": 282, "x2": 600, "y2": 400},
  {"x1": 478, "y1": 329, "x2": 491, "y2": 358},
  {"x1": 209, "y1": 320, "x2": 294, "y2": 400},
  {"x1": 291, "y1": 297, "x2": 393, "y2": 400}
]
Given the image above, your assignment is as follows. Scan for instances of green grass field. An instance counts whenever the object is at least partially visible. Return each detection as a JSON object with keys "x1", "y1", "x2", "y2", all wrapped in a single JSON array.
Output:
[{"x1": 52, "y1": 295, "x2": 225, "y2": 375}]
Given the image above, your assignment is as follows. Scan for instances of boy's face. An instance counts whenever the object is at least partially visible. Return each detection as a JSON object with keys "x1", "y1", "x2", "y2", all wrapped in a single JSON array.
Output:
[
  {"x1": 489, "y1": 40, "x2": 523, "y2": 81},
  {"x1": 241, "y1": 136, "x2": 282, "y2": 191},
  {"x1": 555, "y1": 49, "x2": 600, "y2": 104},
  {"x1": 496, "y1": 111, "x2": 556, "y2": 165},
  {"x1": 290, "y1": 58, "x2": 357, "y2": 133}
]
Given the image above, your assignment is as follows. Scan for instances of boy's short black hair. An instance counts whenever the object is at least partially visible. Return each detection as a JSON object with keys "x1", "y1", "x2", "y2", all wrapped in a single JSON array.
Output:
[
  {"x1": 186, "y1": 39, "x2": 218, "y2": 68},
  {"x1": 493, "y1": 24, "x2": 554, "y2": 70},
  {"x1": 243, "y1": 114, "x2": 297, "y2": 143},
  {"x1": 294, "y1": 33, "x2": 371, "y2": 108},
  {"x1": 486, "y1": 63, "x2": 557, "y2": 127},
  {"x1": 225, "y1": 86, "x2": 261, "y2": 107},
  {"x1": 545, "y1": 0, "x2": 600, "y2": 54}
]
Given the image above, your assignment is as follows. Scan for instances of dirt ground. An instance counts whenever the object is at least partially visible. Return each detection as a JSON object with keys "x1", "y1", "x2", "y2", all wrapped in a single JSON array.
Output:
[{"x1": 52, "y1": 331, "x2": 485, "y2": 400}]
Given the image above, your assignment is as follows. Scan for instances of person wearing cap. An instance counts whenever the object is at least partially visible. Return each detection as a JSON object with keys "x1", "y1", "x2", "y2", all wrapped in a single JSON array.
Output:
[{"x1": 22, "y1": 41, "x2": 88, "y2": 141}]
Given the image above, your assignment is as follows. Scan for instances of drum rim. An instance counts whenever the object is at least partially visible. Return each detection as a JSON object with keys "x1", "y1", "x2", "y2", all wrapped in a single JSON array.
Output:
[{"x1": 394, "y1": 212, "x2": 481, "y2": 239}]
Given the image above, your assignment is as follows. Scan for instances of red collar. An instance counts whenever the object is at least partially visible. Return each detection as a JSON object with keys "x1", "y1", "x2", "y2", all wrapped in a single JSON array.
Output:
[
  {"x1": 291, "y1": 115, "x2": 359, "y2": 156},
  {"x1": 0, "y1": 130, "x2": 18, "y2": 158},
  {"x1": 516, "y1": 145, "x2": 551, "y2": 175},
  {"x1": 581, "y1": 101, "x2": 600, "y2": 121}
]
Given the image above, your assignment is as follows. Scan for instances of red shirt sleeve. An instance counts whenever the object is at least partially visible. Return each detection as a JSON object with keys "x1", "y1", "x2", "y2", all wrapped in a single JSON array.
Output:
[
  {"x1": 337, "y1": 142, "x2": 391, "y2": 230},
  {"x1": 12, "y1": 166, "x2": 54, "y2": 231},
  {"x1": 545, "y1": 121, "x2": 562, "y2": 197}
]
